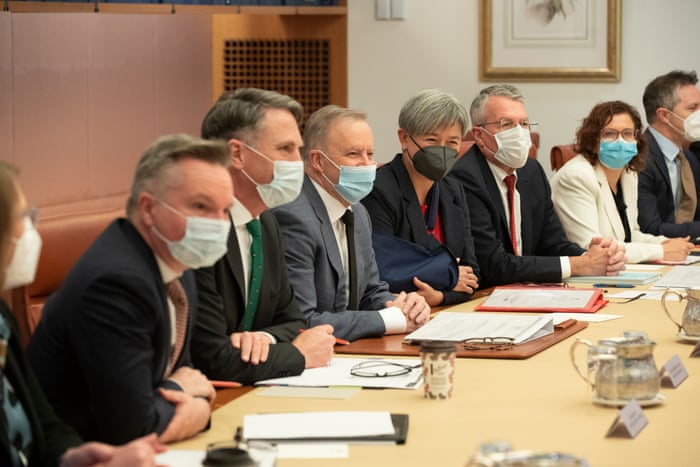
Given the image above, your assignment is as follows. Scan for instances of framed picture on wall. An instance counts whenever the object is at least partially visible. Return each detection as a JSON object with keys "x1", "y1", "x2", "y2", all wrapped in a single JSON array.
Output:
[{"x1": 479, "y1": 0, "x2": 621, "y2": 82}]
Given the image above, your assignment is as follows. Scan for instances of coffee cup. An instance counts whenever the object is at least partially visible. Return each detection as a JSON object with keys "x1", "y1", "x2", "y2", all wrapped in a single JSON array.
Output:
[{"x1": 419, "y1": 340, "x2": 456, "y2": 399}]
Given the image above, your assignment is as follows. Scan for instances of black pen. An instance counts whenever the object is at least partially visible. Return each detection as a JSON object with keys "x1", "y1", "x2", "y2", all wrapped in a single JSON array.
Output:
[{"x1": 592, "y1": 283, "x2": 634, "y2": 288}]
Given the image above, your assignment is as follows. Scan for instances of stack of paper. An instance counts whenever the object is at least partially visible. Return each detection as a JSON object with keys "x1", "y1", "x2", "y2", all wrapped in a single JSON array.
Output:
[
  {"x1": 403, "y1": 312, "x2": 553, "y2": 345},
  {"x1": 565, "y1": 271, "x2": 661, "y2": 285}
]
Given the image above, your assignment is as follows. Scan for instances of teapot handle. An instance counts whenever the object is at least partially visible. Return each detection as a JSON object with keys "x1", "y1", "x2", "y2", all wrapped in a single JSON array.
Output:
[
  {"x1": 661, "y1": 289, "x2": 685, "y2": 332},
  {"x1": 569, "y1": 338, "x2": 594, "y2": 388}
]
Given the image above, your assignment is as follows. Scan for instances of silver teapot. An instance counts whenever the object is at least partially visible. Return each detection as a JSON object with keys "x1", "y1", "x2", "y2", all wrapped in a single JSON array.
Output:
[
  {"x1": 569, "y1": 332, "x2": 659, "y2": 401},
  {"x1": 661, "y1": 288, "x2": 700, "y2": 337}
]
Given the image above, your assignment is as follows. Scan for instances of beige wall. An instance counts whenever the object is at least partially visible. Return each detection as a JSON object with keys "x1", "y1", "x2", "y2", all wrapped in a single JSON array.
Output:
[
  {"x1": 347, "y1": 0, "x2": 700, "y2": 175},
  {"x1": 0, "y1": 12, "x2": 212, "y2": 216}
]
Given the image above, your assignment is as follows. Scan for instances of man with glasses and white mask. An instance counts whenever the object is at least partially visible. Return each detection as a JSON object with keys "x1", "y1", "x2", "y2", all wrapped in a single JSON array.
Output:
[
  {"x1": 273, "y1": 105, "x2": 431, "y2": 342},
  {"x1": 638, "y1": 70, "x2": 700, "y2": 240},
  {"x1": 28, "y1": 134, "x2": 229, "y2": 445},
  {"x1": 192, "y1": 88, "x2": 335, "y2": 386},
  {"x1": 448, "y1": 84, "x2": 626, "y2": 288}
]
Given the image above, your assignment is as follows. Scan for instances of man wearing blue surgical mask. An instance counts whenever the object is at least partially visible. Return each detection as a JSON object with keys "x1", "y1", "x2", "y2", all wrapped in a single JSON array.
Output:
[
  {"x1": 28, "y1": 134, "x2": 232, "y2": 444},
  {"x1": 638, "y1": 70, "x2": 700, "y2": 239},
  {"x1": 273, "y1": 105, "x2": 431, "y2": 342},
  {"x1": 448, "y1": 84, "x2": 626, "y2": 288},
  {"x1": 192, "y1": 88, "x2": 335, "y2": 386}
]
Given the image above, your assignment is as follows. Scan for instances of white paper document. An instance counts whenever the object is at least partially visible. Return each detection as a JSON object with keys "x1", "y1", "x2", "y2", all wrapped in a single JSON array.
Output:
[
  {"x1": 243, "y1": 411, "x2": 395, "y2": 441},
  {"x1": 403, "y1": 312, "x2": 553, "y2": 345},
  {"x1": 608, "y1": 290, "x2": 681, "y2": 301},
  {"x1": 652, "y1": 266, "x2": 700, "y2": 289},
  {"x1": 255, "y1": 357, "x2": 422, "y2": 389},
  {"x1": 480, "y1": 287, "x2": 597, "y2": 309}
]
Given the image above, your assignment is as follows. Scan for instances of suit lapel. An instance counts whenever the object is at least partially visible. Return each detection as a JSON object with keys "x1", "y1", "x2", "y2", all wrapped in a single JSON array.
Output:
[
  {"x1": 391, "y1": 156, "x2": 436, "y2": 247},
  {"x1": 515, "y1": 171, "x2": 531, "y2": 253},
  {"x1": 225, "y1": 218, "x2": 246, "y2": 301},
  {"x1": 305, "y1": 179, "x2": 344, "y2": 281},
  {"x1": 646, "y1": 130, "x2": 673, "y2": 193},
  {"x1": 439, "y1": 182, "x2": 465, "y2": 255},
  {"x1": 476, "y1": 153, "x2": 510, "y2": 233}
]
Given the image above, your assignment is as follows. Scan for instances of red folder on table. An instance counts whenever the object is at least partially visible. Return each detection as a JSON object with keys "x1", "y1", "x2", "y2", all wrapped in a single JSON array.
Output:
[{"x1": 474, "y1": 286, "x2": 607, "y2": 313}]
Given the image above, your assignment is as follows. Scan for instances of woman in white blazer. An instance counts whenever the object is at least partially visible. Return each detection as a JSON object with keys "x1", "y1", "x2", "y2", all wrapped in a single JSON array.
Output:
[{"x1": 551, "y1": 101, "x2": 693, "y2": 264}]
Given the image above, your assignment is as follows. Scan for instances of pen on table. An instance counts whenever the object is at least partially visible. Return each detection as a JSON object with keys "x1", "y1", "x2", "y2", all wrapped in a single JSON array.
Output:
[
  {"x1": 299, "y1": 328, "x2": 350, "y2": 345},
  {"x1": 593, "y1": 283, "x2": 635, "y2": 289},
  {"x1": 210, "y1": 380, "x2": 242, "y2": 388}
]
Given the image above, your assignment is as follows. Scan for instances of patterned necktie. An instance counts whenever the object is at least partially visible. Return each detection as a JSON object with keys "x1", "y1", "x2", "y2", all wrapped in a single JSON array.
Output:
[
  {"x1": 675, "y1": 151, "x2": 697, "y2": 223},
  {"x1": 504, "y1": 174, "x2": 518, "y2": 256},
  {"x1": 341, "y1": 209, "x2": 359, "y2": 310},
  {"x1": 241, "y1": 219, "x2": 263, "y2": 331},
  {"x1": 165, "y1": 279, "x2": 188, "y2": 377}
]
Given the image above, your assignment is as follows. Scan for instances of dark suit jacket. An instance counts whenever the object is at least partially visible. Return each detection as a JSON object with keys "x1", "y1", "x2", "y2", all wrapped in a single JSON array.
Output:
[
  {"x1": 0, "y1": 300, "x2": 82, "y2": 467},
  {"x1": 272, "y1": 176, "x2": 395, "y2": 342},
  {"x1": 637, "y1": 129, "x2": 700, "y2": 238},
  {"x1": 191, "y1": 210, "x2": 306, "y2": 385},
  {"x1": 361, "y1": 154, "x2": 480, "y2": 305},
  {"x1": 27, "y1": 219, "x2": 198, "y2": 444},
  {"x1": 448, "y1": 146, "x2": 584, "y2": 288}
]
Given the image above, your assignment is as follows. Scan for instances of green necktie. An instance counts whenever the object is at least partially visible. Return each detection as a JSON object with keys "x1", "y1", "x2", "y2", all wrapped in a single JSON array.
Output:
[{"x1": 242, "y1": 219, "x2": 263, "y2": 331}]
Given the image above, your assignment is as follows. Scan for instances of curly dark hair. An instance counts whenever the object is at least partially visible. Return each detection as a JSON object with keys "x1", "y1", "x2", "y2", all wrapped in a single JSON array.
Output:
[{"x1": 575, "y1": 100, "x2": 648, "y2": 172}]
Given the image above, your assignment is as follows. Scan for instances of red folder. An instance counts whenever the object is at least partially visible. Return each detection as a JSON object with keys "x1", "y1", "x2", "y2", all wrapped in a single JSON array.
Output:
[{"x1": 474, "y1": 286, "x2": 607, "y2": 313}]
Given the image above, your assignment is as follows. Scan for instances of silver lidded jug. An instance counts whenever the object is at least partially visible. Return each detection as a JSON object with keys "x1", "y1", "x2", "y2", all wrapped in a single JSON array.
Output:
[
  {"x1": 661, "y1": 287, "x2": 700, "y2": 337},
  {"x1": 570, "y1": 331, "x2": 659, "y2": 401}
]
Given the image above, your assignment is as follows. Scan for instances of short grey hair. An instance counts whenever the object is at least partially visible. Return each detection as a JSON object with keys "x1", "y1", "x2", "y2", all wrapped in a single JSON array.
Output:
[
  {"x1": 201, "y1": 88, "x2": 304, "y2": 143},
  {"x1": 470, "y1": 84, "x2": 525, "y2": 126},
  {"x1": 302, "y1": 105, "x2": 368, "y2": 160},
  {"x1": 398, "y1": 89, "x2": 469, "y2": 138},
  {"x1": 126, "y1": 133, "x2": 230, "y2": 216}
]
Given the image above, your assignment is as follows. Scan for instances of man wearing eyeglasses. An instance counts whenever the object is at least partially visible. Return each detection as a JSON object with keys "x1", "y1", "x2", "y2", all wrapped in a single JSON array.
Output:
[
  {"x1": 638, "y1": 70, "x2": 700, "y2": 240},
  {"x1": 448, "y1": 84, "x2": 626, "y2": 288}
]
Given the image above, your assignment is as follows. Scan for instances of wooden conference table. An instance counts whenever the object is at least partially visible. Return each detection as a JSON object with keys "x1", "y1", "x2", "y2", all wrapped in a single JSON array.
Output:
[{"x1": 171, "y1": 273, "x2": 700, "y2": 466}]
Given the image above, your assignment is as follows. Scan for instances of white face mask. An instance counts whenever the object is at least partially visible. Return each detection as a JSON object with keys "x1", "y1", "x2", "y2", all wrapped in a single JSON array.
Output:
[
  {"x1": 3, "y1": 217, "x2": 42, "y2": 291},
  {"x1": 483, "y1": 125, "x2": 532, "y2": 169},
  {"x1": 242, "y1": 144, "x2": 304, "y2": 209},
  {"x1": 672, "y1": 109, "x2": 700, "y2": 142},
  {"x1": 152, "y1": 200, "x2": 230, "y2": 269}
]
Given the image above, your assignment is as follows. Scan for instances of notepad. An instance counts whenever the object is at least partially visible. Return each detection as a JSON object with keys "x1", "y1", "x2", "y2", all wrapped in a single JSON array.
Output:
[
  {"x1": 242, "y1": 412, "x2": 409, "y2": 445},
  {"x1": 565, "y1": 271, "x2": 661, "y2": 285}
]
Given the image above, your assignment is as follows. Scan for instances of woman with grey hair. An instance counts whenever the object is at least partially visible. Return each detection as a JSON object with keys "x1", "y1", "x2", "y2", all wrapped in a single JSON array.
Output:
[{"x1": 361, "y1": 89, "x2": 480, "y2": 306}]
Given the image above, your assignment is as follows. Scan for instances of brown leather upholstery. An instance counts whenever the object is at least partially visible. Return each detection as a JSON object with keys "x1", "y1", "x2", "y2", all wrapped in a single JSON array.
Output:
[
  {"x1": 10, "y1": 208, "x2": 123, "y2": 347},
  {"x1": 459, "y1": 131, "x2": 540, "y2": 160},
  {"x1": 550, "y1": 144, "x2": 577, "y2": 171}
]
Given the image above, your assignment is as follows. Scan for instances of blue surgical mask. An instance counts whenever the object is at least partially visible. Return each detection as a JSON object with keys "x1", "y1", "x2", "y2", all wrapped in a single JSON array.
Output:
[
  {"x1": 242, "y1": 144, "x2": 304, "y2": 208},
  {"x1": 319, "y1": 150, "x2": 376, "y2": 204},
  {"x1": 598, "y1": 138, "x2": 638, "y2": 170},
  {"x1": 152, "y1": 199, "x2": 230, "y2": 269}
]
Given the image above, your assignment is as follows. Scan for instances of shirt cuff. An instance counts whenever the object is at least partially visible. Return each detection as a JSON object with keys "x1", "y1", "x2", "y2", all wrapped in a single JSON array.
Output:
[
  {"x1": 377, "y1": 306, "x2": 407, "y2": 335},
  {"x1": 258, "y1": 331, "x2": 277, "y2": 344},
  {"x1": 560, "y1": 256, "x2": 572, "y2": 279}
]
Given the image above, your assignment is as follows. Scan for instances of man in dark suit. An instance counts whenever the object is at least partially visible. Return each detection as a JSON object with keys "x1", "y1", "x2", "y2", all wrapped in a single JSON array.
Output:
[
  {"x1": 638, "y1": 70, "x2": 700, "y2": 239},
  {"x1": 27, "y1": 134, "x2": 230, "y2": 444},
  {"x1": 448, "y1": 84, "x2": 626, "y2": 288},
  {"x1": 193, "y1": 88, "x2": 335, "y2": 385},
  {"x1": 272, "y1": 105, "x2": 430, "y2": 342}
]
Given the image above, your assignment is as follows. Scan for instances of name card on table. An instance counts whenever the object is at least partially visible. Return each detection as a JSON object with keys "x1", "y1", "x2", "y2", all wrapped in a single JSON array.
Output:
[
  {"x1": 691, "y1": 340, "x2": 700, "y2": 358},
  {"x1": 661, "y1": 354, "x2": 689, "y2": 388},
  {"x1": 606, "y1": 400, "x2": 648, "y2": 439}
]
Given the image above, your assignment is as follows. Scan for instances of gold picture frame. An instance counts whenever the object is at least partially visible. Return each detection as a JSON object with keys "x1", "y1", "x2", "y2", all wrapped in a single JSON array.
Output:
[{"x1": 479, "y1": 0, "x2": 621, "y2": 82}]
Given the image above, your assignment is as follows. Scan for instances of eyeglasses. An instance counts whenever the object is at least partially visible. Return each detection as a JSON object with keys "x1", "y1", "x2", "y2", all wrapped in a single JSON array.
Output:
[
  {"x1": 462, "y1": 337, "x2": 514, "y2": 351},
  {"x1": 349, "y1": 360, "x2": 421, "y2": 378},
  {"x1": 600, "y1": 128, "x2": 638, "y2": 142},
  {"x1": 478, "y1": 119, "x2": 538, "y2": 132}
]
